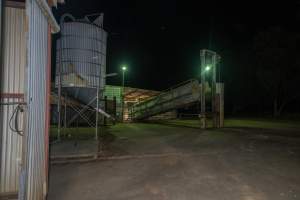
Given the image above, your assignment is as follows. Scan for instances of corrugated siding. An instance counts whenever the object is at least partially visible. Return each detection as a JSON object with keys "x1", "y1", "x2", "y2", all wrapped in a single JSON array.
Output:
[
  {"x1": 55, "y1": 22, "x2": 107, "y2": 89},
  {"x1": 23, "y1": 0, "x2": 48, "y2": 199},
  {"x1": 0, "y1": 6, "x2": 26, "y2": 194}
]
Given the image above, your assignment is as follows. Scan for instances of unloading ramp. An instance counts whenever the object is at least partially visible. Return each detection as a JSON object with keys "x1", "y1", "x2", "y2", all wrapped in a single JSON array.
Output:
[{"x1": 130, "y1": 79, "x2": 201, "y2": 120}]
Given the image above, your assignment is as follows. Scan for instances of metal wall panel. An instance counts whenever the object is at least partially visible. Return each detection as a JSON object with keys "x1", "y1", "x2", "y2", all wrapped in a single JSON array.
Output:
[
  {"x1": 103, "y1": 85, "x2": 122, "y2": 119},
  {"x1": 103, "y1": 85, "x2": 122, "y2": 103},
  {"x1": 0, "y1": 6, "x2": 26, "y2": 194},
  {"x1": 22, "y1": 0, "x2": 49, "y2": 199}
]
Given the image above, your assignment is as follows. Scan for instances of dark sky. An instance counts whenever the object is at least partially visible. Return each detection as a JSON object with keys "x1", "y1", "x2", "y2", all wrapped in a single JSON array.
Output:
[{"x1": 52, "y1": 0, "x2": 300, "y2": 91}]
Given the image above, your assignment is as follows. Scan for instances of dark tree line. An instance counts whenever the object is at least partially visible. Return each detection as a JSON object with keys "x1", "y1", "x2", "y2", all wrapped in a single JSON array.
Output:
[{"x1": 253, "y1": 27, "x2": 300, "y2": 117}]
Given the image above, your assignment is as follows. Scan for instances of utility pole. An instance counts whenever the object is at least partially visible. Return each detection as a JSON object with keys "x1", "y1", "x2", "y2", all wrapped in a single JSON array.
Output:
[
  {"x1": 121, "y1": 65, "x2": 127, "y2": 122},
  {"x1": 200, "y1": 50, "x2": 206, "y2": 129}
]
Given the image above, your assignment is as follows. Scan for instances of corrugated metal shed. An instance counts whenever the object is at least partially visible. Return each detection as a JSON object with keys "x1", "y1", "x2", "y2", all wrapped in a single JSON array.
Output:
[
  {"x1": 124, "y1": 87, "x2": 160, "y2": 102},
  {"x1": 104, "y1": 85, "x2": 160, "y2": 104},
  {"x1": 1, "y1": 0, "x2": 60, "y2": 199},
  {"x1": 21, "y1": 0, "x2": 50, "y2": 199},
  {"x1": 0, "y1": 3, "x2": 26, "y2": 195},
  {"x1": 103, "y1": 85, "x2": 160, "y2": 120}
]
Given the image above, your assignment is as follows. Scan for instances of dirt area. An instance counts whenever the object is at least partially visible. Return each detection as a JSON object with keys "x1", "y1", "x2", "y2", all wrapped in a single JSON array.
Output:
[{"x1": 48, "y1": 123, "x2": 300, "y2": 200}]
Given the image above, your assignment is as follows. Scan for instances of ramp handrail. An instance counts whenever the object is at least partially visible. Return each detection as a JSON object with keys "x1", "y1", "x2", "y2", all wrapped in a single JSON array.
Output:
[{"x1": 132, "y1": 79, "x2": 198, "y2": 108}]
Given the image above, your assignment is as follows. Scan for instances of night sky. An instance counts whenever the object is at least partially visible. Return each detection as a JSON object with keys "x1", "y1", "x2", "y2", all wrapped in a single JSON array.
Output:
[{"x1": 52, "y1": 0, "x2": 300, "y2": 114}]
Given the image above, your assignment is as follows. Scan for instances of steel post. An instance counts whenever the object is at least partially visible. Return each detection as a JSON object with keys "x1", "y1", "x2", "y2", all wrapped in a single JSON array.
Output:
[
  {"x1": 104, "y1": 96, "x2": 107, "y2": 125},
  {"x1": 212, "y1": 54, "x2": 217, "y2": 128},
  {"x1": 200, "y1": 50, "x2": 206, "y2": 129},
  {"x1": 64, "y1": 93, "x2": 67, "y2": 131},
  {"x1": 122, "y1": 70, "x2": 125, "y2": 122},
  {"x1": 95, "y1": 87, "x2": 99, "y2": 141}
]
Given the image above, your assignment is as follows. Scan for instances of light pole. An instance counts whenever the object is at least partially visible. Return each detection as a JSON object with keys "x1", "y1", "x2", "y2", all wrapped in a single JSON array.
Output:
[
  {"x1": 122, "y1": 65, "x2": 127, "y2": 87},
  {"x1": 121, "y1": 65, "x2": 127, "y2": 121}
]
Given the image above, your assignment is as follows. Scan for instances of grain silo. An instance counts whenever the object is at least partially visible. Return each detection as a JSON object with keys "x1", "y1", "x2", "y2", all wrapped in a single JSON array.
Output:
[
  {"x1": 56, "y1": 13, "x2": 107, "y2": 104},
  {"x1": 55, "y1": 13, "x2": 108, "y2": 139}
]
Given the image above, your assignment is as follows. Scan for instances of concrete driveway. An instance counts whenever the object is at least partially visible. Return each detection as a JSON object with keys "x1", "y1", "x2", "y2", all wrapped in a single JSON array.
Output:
[{"x1": 48, "y1": 123, "x2": 300, "y2": 200}]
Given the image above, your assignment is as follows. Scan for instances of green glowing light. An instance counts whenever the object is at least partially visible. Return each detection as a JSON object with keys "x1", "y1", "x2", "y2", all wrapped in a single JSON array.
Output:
[
  {"x1": 205, "y1": 65, "x2": 211, "y2": 71},
  {"x1": 122, "y1": 65, "x2": 127, "y2": 71}
]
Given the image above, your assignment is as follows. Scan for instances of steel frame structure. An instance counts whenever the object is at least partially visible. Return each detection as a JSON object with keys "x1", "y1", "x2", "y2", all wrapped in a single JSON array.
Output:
[{"x1": 200, "y1": 49, "x2": 223, "y2": 129}]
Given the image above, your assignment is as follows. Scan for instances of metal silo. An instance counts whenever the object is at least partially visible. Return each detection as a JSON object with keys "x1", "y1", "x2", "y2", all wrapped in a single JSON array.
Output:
[
  {"x1": 55, "y1": 13, "x2": 108, "y2": 140},
  {"x1": 56, "y1": 14, "x2": 107, "y2": 104}
]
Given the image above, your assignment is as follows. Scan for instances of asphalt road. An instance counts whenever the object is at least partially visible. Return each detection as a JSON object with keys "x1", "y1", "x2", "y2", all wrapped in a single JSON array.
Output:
[{"x1": 48, "y1": 123, "x2": 300, "y2": 200}]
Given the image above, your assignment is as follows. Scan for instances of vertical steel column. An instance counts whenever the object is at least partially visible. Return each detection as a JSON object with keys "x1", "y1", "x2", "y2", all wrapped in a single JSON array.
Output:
[
  {"x1": 97, "y1": 19, "x2": 107, "y2": 140},
  {"x1": 219, "y1": 83, "x2": 224, "y2": 127},
  {"x1": 104, "y1": 96, "x2": 107, "y2": 125},
  {"x1": 64, "y1": 93, "x2": 67, "y2": 131},
  {"x1": 122, "y1": 70, "x2": 125, "y2": 121},
  {"x1": 44, "y1": 19, "x2": 52, "y2": 197},
  {"x1": 200, "y1": 50, "x2": 206, "y2": 129},
  {"x1": 212, "y1": 54, "x2": 217, "y2": 128},
  {"x1": 57, "y1": 20, "x2": 63, "y2": 142},
  {"x1": 215, "y1": 82, "x2": 224, "y2": 128},
  {"x1": 95, "y1": 87, "x2": 99, "y2": 141},
  {"x1": 57, "y1": 65, "x2": 61, "y2": 141},
  {"x1": 95, "y1": 20, "x2": 104, "y2": 141},
  {"x1": 113, "y1": 96, "x2": 116, "y2": 124}
]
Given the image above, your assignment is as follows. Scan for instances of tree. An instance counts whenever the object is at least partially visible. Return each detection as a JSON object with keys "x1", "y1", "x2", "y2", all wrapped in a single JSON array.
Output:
[{"x1": 254, "y1": 27, "x2": 300, "y2": 117}]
